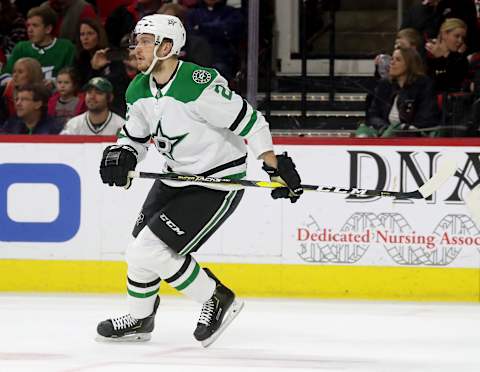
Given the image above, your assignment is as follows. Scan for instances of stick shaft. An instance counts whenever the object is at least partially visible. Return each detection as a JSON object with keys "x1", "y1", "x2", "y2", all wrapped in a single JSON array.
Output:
[{"x1": 128, "y1": 171, "x2": 422, "y2": 199}]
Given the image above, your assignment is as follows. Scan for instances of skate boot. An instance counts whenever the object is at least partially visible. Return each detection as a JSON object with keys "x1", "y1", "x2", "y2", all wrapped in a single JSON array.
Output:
[
  {"x1": 193, "y1": 268, "x2": 244, "y2": 347},
  {"x1": 96, "y1": 295, "x2": 160, "y2": 342}
]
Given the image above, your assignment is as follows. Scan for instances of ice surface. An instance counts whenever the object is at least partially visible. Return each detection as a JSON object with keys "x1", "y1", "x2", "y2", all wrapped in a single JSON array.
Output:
[{"x1": 1, "y1": 294, "x2": 479, "y2": 372}]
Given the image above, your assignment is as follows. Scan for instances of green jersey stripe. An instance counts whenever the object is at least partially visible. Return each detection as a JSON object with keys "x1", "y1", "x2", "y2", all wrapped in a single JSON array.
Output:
[
  {"x1": 239, "y1": 110, "x2": 258, "y2": 137},
  {"x1": 179, "y1": 191, "x2": 237, "y2": 255},
  {"x1": 174, "y1": 262, "x2": 200, "y2": 291}
]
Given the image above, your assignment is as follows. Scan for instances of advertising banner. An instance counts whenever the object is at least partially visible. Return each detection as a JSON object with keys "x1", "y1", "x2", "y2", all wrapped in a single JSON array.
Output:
[{"x1": 0, "y1": 138, "x2": 479, "y2": 270}]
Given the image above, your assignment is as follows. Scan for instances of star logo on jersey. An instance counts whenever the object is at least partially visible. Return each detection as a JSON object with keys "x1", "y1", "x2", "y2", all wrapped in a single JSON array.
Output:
[
  {"x1": 152, "y1": 119, "x2": 188, "y2": 161},
  {"x1": 192, "y1": 69, "x2": 212, "y2": 84},
  {"x1": 168, "y1": 19, "x2": 177, "y2": 26}
]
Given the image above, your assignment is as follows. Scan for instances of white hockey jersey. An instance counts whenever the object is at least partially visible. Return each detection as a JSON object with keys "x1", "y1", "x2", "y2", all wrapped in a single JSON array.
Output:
[
  {"x1": 61, "y1": 111, "x2": 125, "y2": 135},
  {"x1": 116, "y1": 61, "x2": 273, "y2": 188}
]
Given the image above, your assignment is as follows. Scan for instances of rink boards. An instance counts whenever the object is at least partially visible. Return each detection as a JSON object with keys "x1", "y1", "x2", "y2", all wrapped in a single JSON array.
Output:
[{"x1": 0, "y1": 136, "x2": 479, "y2": 301}]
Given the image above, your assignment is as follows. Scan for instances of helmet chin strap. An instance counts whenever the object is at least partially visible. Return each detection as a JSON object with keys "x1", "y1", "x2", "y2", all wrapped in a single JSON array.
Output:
[
  {"x1": 141, "y1": 43, "x2": 175, "y2": 75},
  {"x1": 142, "y1": 44, "x2": 160, "y2": 75}
]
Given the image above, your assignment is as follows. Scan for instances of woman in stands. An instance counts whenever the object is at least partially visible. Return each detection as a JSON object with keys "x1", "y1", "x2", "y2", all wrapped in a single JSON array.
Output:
[
  {"x1": 367, "y1": 47, "x2": 439, "y2": 136},
  {"x1": 74, "y1": 18, "x2": 130, "y2": 117},
  {"x1": 425, "y1": 18, "x2": 469, "y2": 93},
  {"x1": 1, "y1": 57, "x2": 44, "y2": 119},
  {"x1": 74, "y1": 18, "x2": 109, "y2": 86}
]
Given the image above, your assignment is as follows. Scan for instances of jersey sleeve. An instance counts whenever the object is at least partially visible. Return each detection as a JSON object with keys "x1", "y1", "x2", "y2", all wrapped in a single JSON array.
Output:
[
  {"x1": 195, "y1": 75, "x2": 273, "y2": 159},
  {"x1": 116, "y1": 101, "x2": 151, "y2": 162},
  {"x1": 59, "y1": 117, "x2": 77, "y2": 135}
]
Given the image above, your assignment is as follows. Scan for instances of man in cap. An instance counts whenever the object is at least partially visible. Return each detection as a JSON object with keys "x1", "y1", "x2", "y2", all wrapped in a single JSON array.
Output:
[{"x1": 61, "y1": 77, "x2": 125, "y2": 135}]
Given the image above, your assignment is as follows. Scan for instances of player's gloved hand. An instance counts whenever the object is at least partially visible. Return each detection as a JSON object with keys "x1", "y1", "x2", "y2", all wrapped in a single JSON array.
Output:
[
  {"x1": 100, "y1": 145, "x2": 137, "y2": 189},
  {"x1": 262, "y1": 152, "x2": 303, "y2": 203}
]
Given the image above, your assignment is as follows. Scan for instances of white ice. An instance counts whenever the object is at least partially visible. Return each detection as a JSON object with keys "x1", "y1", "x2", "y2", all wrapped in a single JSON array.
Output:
[{"x1": 1, "y1": 294, "x2": 479, "y2": 372}]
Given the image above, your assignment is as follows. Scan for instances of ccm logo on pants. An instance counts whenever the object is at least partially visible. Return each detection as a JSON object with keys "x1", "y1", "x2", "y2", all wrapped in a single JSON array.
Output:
[
  {"x1": 159, "y1": 213, "x2": 185, "y2": 235},
  {"x1": 0, "y1": 163, "x2": 81, "y2": 242}
]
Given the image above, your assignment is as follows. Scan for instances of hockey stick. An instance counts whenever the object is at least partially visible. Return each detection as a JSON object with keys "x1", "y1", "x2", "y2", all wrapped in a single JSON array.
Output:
[
  {"x1": 465, "y1": 185, "x2": 480, "y2": 226},
  {"x1": 127, "y1": 157, "x2": 457, "y2": 200}
]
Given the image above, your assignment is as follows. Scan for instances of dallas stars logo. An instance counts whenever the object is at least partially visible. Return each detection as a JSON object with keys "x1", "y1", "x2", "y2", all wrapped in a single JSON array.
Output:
[{"x1": 152, "y1": 119, "x2": 188, "y2": 161}]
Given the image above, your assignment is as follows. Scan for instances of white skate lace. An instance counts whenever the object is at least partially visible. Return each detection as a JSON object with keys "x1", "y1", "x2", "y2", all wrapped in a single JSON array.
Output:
[
  {"x1": 111, "y1": 314, "x2": 138, "y2": 330},
  {"x1": 198, "y1": 299, "x2": 215, "y2": 326}
]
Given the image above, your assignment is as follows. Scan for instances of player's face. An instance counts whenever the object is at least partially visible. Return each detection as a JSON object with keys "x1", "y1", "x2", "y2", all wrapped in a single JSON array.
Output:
[
  {"x1": 133, "y1": 34, "x2": 156, "y2": 72},
  {"x1": 79, "y1": 23, "x2": 99, "y2": 52},
  {"x1": 12, "y1": 62, "x2": 29, "y2": 87},
  {"x1": 443, "y1": 27, "x2": 466, "y2": 52},
  {"x1": 56, "y1": 73, "x2": 75, "y2": 98},
  {"x1": 388, "y1": 49, "x2": 407, "y2": 79},
  {"x1": 15, "y1": 91, "x2": 41, "y2": 118},
  {"x1": 26, "y1": 16, "x2": 50, "y2": 44},
  {"x1": 86, "y1": 88, "x2": 109, "y2": 112}
]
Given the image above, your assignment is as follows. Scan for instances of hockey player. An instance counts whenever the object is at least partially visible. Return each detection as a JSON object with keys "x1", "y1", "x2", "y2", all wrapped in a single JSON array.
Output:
[{"x1": 97, "y1": 14, "x2": 303, "y2": 347}]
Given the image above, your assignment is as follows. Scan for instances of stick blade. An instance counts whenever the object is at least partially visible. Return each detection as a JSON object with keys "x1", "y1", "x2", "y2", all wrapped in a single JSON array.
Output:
[
  {"x1": 418, "y1": 157, "x2": 458, "y2": 198},
  {"x1": 466, "y1": 185, "x2": 480, "y2": 226}
]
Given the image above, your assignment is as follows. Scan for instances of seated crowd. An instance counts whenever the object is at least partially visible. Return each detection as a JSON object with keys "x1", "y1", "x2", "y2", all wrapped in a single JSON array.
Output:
[
  {"x1": 0, "y1": 0, "x2": 244, "y2": 135},
  {"x1": 0, "y1": 0, "x2": 477, "y2": 137},
  {"x1": 360, "y1": 0, "x2": 480, "y2": 137}
]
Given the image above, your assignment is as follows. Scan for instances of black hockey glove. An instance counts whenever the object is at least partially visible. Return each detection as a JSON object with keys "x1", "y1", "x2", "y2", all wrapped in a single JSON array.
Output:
[
  {"x1": 100, "y1": 145, "x2": 137, "y2": 189},
  {"x1": 262, "y1": 152, "x2": 303, "y2": 203}
]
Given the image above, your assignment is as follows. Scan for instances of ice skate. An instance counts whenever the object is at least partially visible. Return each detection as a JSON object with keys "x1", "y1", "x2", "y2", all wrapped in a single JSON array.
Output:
[
  {"x1": 193, "y1": 268, "x2": 244, "y2": 348},
  {"x1": 96, "y1": 295, "x2": 160, "y2": 342}
]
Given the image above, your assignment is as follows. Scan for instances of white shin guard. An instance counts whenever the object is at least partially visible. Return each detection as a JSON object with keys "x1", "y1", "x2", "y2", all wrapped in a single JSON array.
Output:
[{"x1": 126, "y1": 226, "x2": 215, "y2": 316}]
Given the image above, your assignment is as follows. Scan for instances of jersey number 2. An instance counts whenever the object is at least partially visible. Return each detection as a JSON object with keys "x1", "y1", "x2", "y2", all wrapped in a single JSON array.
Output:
[{"x1": 214, "y1": 84, "x2": 232, "y2": 100}]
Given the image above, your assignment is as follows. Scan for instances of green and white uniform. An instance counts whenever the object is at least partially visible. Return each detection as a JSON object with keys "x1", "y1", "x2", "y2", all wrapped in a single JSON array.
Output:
[
  {"x1": 98, "y1": 15, "x2": 250, "y2": 343},
  {"x1": 117, "y1": 60, "x2": 273, "y2": 188},
  {"x1": 118, "y1": 61, "x2": 273, "y2": 320}
]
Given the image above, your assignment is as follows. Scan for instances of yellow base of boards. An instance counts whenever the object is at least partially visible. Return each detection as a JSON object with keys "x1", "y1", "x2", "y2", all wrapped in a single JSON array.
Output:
[{"x1": 0, "y1": 259, "x2": 478, "y2": 302}]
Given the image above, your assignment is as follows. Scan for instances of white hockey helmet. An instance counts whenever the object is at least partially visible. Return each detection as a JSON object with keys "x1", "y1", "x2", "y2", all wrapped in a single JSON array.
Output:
[{"x1": 133, "y1": 14, "x2": 186, "y2": 74}]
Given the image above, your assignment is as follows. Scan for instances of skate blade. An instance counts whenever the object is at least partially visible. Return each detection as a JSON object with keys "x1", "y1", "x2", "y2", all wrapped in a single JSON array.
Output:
[
  {"x1": 201, "y1": 299, "x2": 244, "y2": 348},
  {"x1": 95, "y1": 333, "x2": 151, "y2": 343}
]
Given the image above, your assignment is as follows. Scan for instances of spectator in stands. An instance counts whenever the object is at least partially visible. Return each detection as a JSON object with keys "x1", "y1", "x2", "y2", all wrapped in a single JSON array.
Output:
[
  {"x1": 374, "y1": 28, "x2": 425, "y2": 79},
  {"x1": 425, "y1": 18, "x2": 470, "y2": 92},
  {"x1": 1, "y1": 6, "x2": 75, "y2": 84},
  {"x1": 402, "y1": 0, "x2": 479, "y2": 53},
  {"x1": 74, "y1": 18, "x2": 130, "y2": 116},
  {"x1": 367, "y1": 28, "x2": 426, "y2": 123},
  {"x1": 186, "y1": 0, "x2": 244, "y2": 80},
  {"x1": 395, "y1": 28, "x2": 423, "y2": 52},
  {"x1": 41, "y1": 0, "x2": 97, "y2": 42},
  {"x1": 365, "y1": 47, "x2": 439, "y2": 136},
  {"x1": 0, "y1": 0, "x2": 27, "y2": 59},
  {"x1": 48, "y1": 67, "x2": 86, "y2": 125},
  {"x1": 105, "y1": 0, "x2": 164, "y2": 47},
  {"x1": 74, "y1": 17, "x2": 108, "y2": 85},
  {"x1": 158, "y1": 3, "x2": 213, "y2": 67},
  {"x1": 1, "y1": 58, "x2": 44, "y2": 119},
  {"x1": 61, "y1": 77, "x2": 124, "y2": 135},
  {"x1": 0, "y1": 83, "x2": 61, "y2": 135}
]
